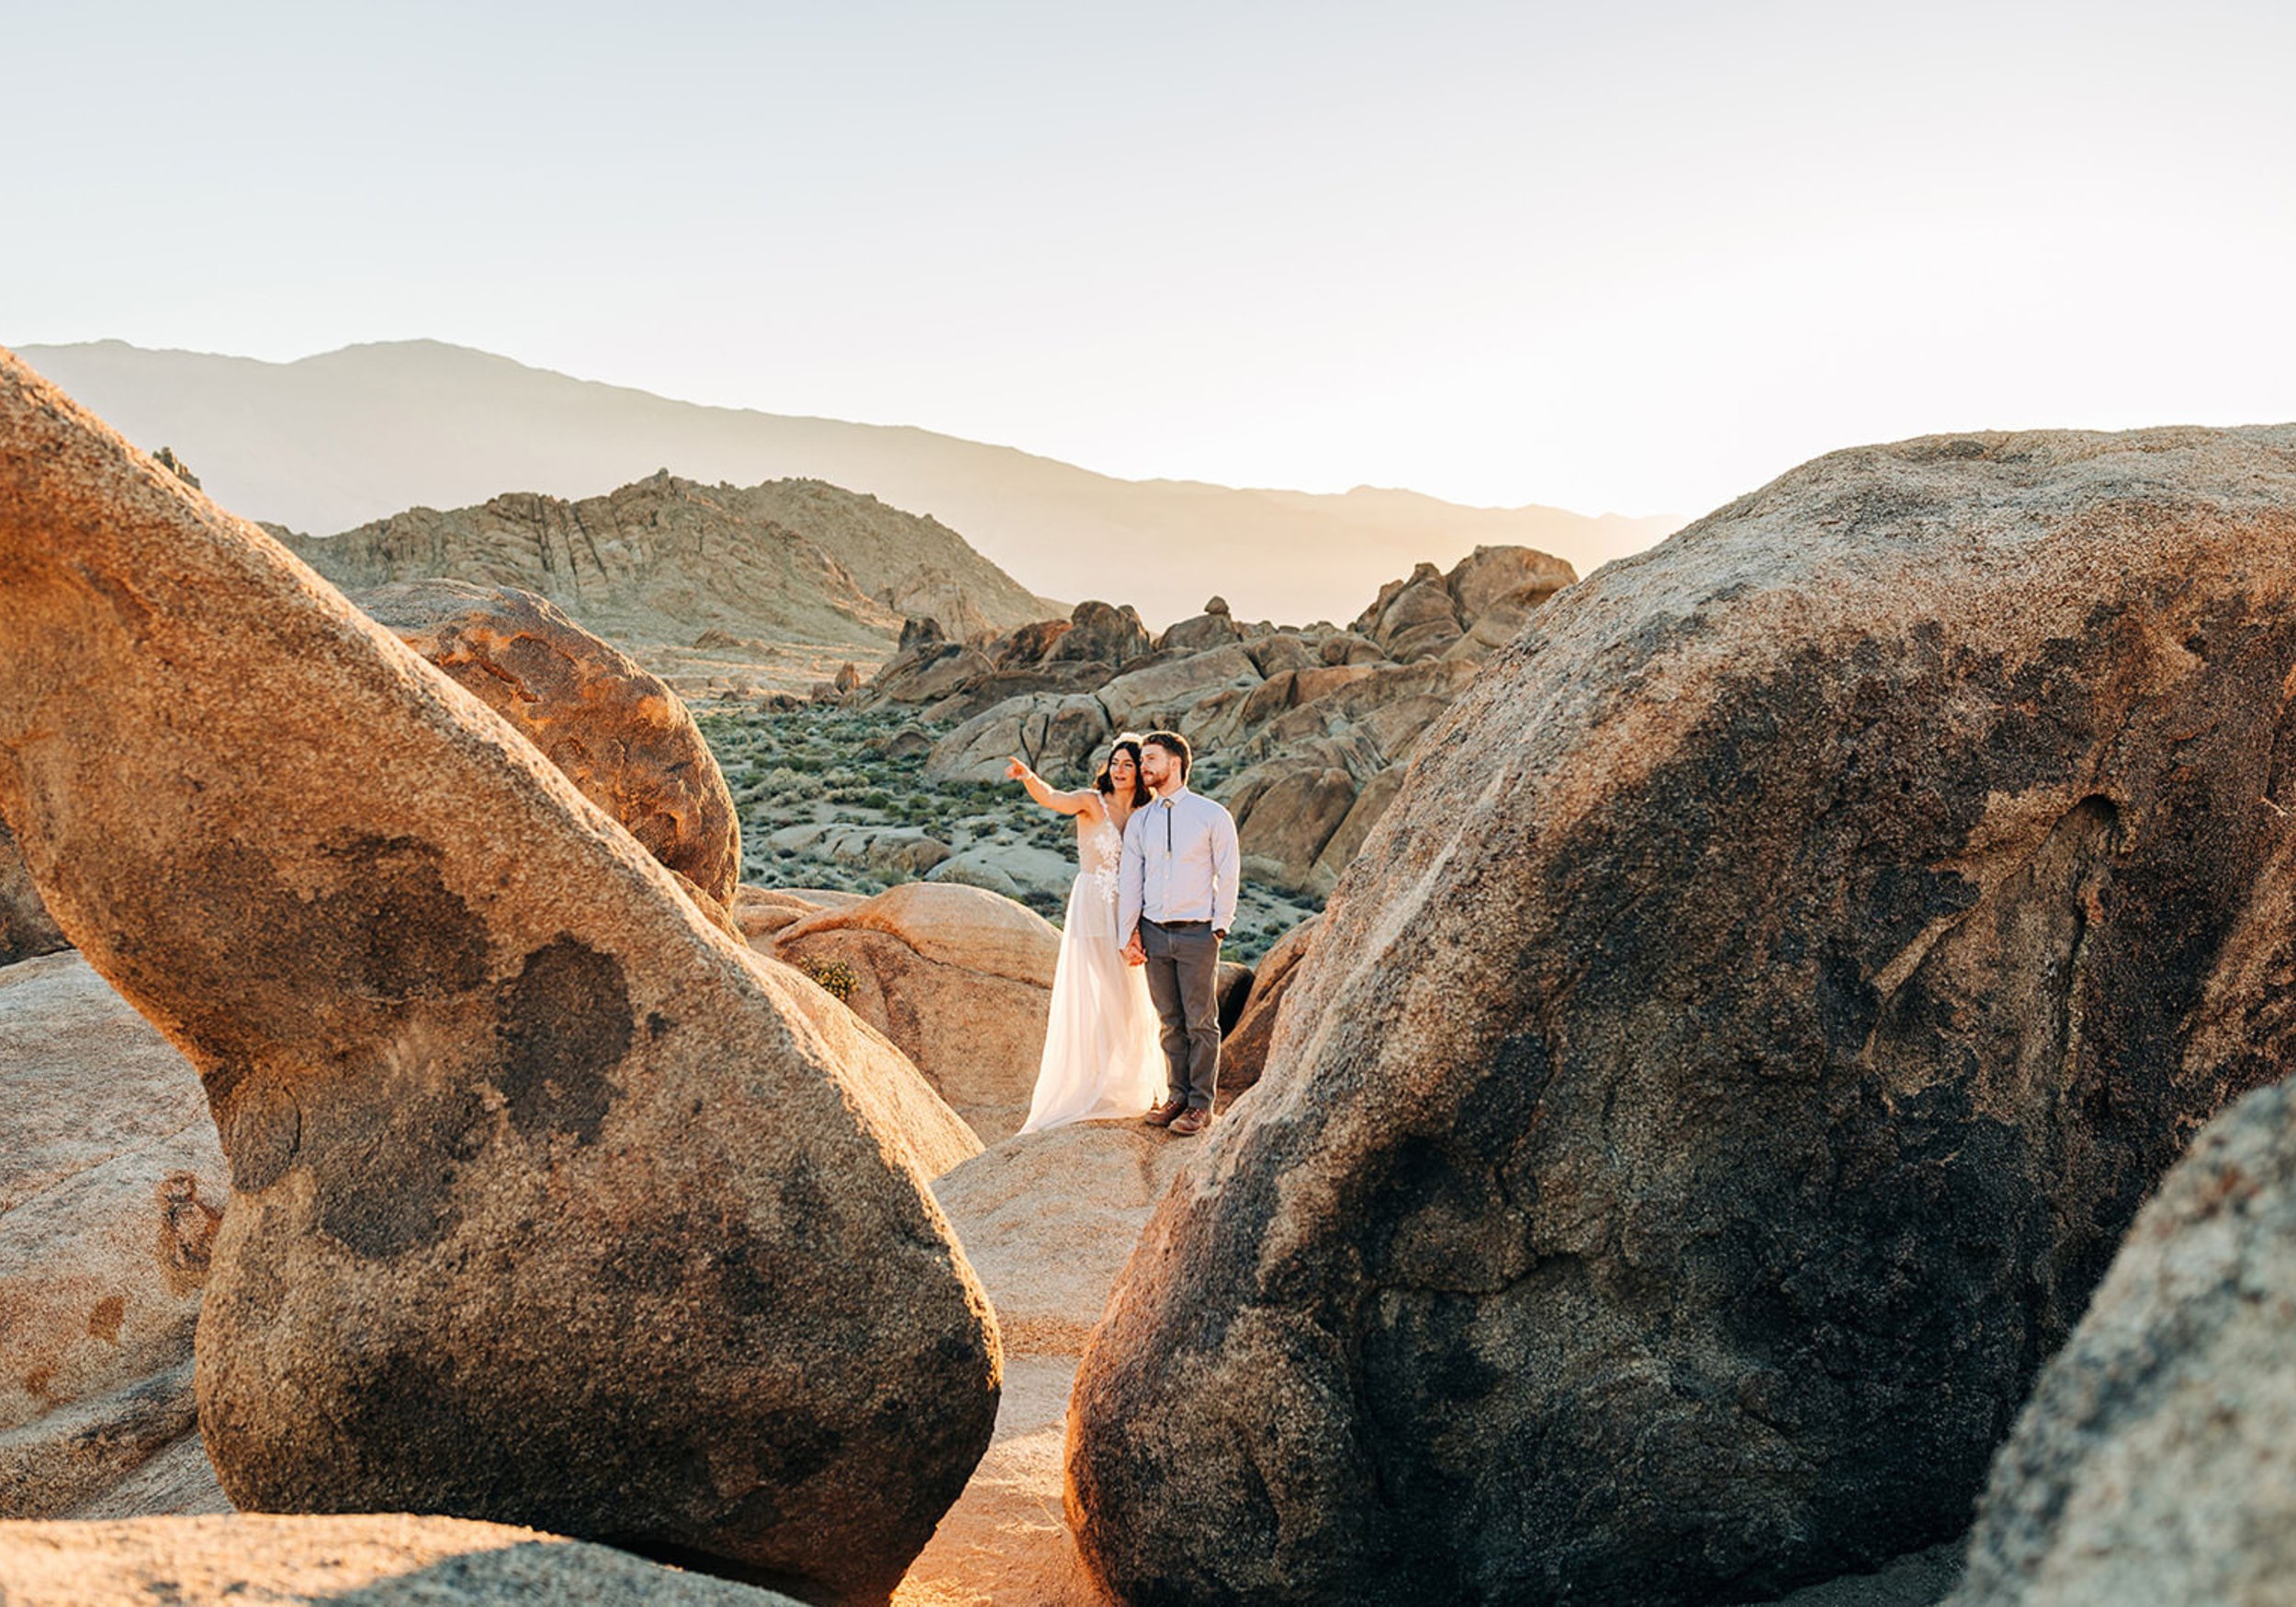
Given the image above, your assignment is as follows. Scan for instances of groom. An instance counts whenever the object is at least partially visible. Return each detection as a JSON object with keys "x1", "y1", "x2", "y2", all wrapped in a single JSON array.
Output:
[{"x1": 1119, "y1": 730, "x2": 1241, "y2": 1137}]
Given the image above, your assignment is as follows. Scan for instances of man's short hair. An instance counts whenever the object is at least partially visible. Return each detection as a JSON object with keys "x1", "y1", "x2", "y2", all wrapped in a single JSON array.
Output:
[{"x1": 1142, "y1": 729, "x2": 1191, "y2": 781}]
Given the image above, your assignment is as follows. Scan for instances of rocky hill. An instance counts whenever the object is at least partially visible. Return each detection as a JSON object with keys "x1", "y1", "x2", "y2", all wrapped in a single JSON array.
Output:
[
  {"x1": 278, "y1": 471, "x2": 1055, "y2": 696},
  {"x1": 17, "y1": 339, "x2": 1679, "y2": 627}
]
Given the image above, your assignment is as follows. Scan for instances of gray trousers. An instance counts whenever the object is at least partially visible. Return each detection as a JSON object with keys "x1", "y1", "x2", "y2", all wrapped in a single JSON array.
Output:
[{"x1": 1140, "y1": 918, "x2": 1221, "y2": 1110}]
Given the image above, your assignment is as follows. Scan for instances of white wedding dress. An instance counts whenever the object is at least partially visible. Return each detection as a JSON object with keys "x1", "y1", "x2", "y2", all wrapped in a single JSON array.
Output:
[{"x1": 1018, "y1": 807, "x2": 1167, "y2": 1132}]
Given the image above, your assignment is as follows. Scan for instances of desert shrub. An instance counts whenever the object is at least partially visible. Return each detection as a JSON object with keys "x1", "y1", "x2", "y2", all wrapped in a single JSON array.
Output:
[{"x1": 799, "y1": 957, "x2": 861, "y2": 1003}]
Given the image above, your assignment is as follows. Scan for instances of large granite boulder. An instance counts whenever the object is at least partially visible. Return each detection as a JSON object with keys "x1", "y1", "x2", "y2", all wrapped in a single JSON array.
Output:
[
  {"x1": 1952, "y1": 1078, "x2": 2296, "y2": 1606},
  {"x1": 862, "y1": 638, "x2": 998, "y2": 707},
  {"x1": 1305, "y1": 764, "x2": 1405, "y2": 895},
  {"x1": 0, "y1": 1513, "x2": 802, "y2": 1605},
  {"x1": 926, "y1": 692, "x2": 1114, "y2": 785},
  {"x1": 1157, "y1": 597, "x2": 1244, "y2": 656},
  {"x1": 353, "y1": 579, "x2": 742, "y2": 908},
  {"x1": 0, "y1": 821, "x2": 69, "y2": 967},
  {"x1": 1066, "y1": 424, "x2": 2296, "y2": 1604},
  {"x1": 1181, "y1": 665, "x2": 1377, "y2": 755},
  {"x1": 937, "y1": 1124, "x2": 1199, "y2": 1362},
  {"x1": 1442, "y1": 544, "x2": 1577, "y2": 657},
  {"x1": 771, "y1": 882, "x2": 1062, "y2": 1146},
  {"x1": 0, "y1": 349, "x2": 997, "y2": 1602},
  {"x1": 918, "y1": 660, "x2": 1114, "y2": 725},
  {"x1": 1349, "y1": 545, "x2": 1575, "y2": 665},
  {"x1": 1244, "y1": 631, "x2": 1322, "y2": 678},
  {"x1": 994, "y1": 617, "x2": 1072, "y2": 666},
  {"x1": 1098, "y1": 644, "x2": 1263, "y2": 734},
  {"x1": 1234, "y1": 658, "x2": 1482, "y2": 770},
  {"x1": 1319, "y1": 631, "x2": 1386, "y2": 667},
  {"x1": 926, "y1": 842, "x2": 1078, "y2": 905},
  {"x1": 0, "y1": 953, "x2": 225, "y2": 1520},
  {"x1": 1350, "y1": 559, "x2": 1464, "y2": 661},
  {"x1": 1047, "y1": 600, "x2": 1151, "y2": 668},
  {"x1": 731, "y1": 886, "x2": 864, "y2": 960}
]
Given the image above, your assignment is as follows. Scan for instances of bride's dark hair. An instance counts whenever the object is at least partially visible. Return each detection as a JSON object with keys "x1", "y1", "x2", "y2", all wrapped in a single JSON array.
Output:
[{"x1": 1096, "y1": 735, "x2": 1152, "y2": 808}]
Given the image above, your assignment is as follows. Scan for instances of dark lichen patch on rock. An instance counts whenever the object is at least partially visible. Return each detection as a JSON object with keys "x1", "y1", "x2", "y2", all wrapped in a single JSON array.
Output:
[
  {"x1": 310, "y1": 1083, "x2": 490, "y2": 1262},
  {"x1": 313, "y1": 835, "x2": 492, "y2": 1003},
  {"x1": 490, "y1": 937, "x2": 632, "y2": 1144},
  {"x1": 165, "y1": 839, "x2": 489, "y2": 1033}
]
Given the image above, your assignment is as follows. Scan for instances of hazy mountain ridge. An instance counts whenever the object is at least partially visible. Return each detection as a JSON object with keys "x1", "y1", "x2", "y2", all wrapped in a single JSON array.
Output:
[
  {"x1": 17, "y1": 339, "x2": 1680, "y2": 627},
  {"x1": 280, "y1": 473, "x2": 861, "y2": 644},
  {"x1": 276, "y1": 471, "x2": 1056, "y2": 694}
]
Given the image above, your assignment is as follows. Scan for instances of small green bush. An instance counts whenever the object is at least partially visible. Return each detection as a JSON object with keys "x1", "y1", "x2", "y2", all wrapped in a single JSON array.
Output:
[{"x1": 800, "y1": 958, "x2": 861, "y2": 1003}]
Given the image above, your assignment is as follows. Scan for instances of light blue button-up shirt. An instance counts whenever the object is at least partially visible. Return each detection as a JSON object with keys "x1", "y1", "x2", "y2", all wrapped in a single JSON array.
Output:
[{"x1": 1119, "y1": 786, "x2": 1241, "y2": 944}]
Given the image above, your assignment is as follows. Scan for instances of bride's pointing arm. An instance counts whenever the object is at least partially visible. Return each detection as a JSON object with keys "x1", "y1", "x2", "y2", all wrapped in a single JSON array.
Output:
[{"x1": 1005, "y1": 757, "x2": 1097, "y2": 816}]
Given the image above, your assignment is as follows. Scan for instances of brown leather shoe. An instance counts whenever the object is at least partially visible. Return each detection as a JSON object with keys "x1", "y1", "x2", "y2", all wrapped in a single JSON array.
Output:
[
  {"x1": 1170, "y1": 1107, "x2": 1213, "y2": 1136},
  {"x1": 1142, "y1": 1099, "x2": 1186, "y2": 1128}
]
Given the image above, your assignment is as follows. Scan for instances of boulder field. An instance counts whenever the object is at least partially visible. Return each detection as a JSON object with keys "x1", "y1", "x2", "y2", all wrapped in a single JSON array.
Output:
[
  {"x1": 1067, "y1": 425, "x2": 2296, "y2": 1603},
  {"x1": 861, "y1": 546, "x2": 1576, "y2": 894},
  {"x1": 0, "y1": 347, "x2": 997, "y2": 1604}
]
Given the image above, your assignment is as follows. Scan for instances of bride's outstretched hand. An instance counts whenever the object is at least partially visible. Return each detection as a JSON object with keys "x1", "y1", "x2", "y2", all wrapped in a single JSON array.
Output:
[{"x1": 1005, "y1": 757, "x2": 1030, "y2": 781}]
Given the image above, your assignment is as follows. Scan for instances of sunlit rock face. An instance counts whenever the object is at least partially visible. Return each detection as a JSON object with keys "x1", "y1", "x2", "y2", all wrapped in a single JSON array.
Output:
[
  {"x1": 1066, "y1": 424, "x2": 2296, "y2": 1605},
  {"x1": 0, "y1": 347, "x2": 999, "y2": 1604}
]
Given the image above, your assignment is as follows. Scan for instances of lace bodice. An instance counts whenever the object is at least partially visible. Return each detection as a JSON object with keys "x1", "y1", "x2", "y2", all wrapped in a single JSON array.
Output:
[{"x1": 1078, "y1": 811, "x2": 1123, "y2": 905}]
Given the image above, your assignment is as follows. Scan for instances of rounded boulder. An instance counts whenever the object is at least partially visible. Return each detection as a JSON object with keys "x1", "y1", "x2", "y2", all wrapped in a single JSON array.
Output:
[
  {"x1": 353, "y1": 578, "x2": 742, "y2": 907},
  {"x1": 1068, "y1": 424, "x2": 2296, "y2": 1604}
]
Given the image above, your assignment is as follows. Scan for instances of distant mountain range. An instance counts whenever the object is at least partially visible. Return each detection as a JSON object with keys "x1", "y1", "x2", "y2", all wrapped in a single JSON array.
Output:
[{"x1": 15, "y1": 340, "x2": 1681, "y2": 628}]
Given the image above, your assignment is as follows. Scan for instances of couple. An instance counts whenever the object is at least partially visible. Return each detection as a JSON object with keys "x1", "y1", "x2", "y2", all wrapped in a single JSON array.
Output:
[{"x1": 1006, "y1": 730, "x2": 1240, "y2": 1138}]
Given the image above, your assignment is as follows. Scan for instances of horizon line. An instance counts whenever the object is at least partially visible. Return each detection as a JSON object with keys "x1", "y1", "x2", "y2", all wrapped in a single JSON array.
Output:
[{"x1": 8, "y1": 333, "x2": 1681, "y2": 527}]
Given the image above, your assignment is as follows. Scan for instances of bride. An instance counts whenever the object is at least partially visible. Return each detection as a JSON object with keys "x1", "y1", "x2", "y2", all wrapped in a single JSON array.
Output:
[{"x1": 1006, "y1": 737, "x2": 1167, "y2": 1132}]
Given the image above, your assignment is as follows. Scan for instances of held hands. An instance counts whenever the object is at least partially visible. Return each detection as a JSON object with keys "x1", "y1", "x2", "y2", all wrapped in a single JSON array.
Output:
[{"x1": 1122, "y1": 934, "x2": 1146, "y2": 967}]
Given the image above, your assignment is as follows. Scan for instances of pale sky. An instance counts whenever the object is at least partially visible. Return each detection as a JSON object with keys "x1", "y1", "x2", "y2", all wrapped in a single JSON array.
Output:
[{"x1": 10, "y1": 0, "x2": 2295, "y2": 523}]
